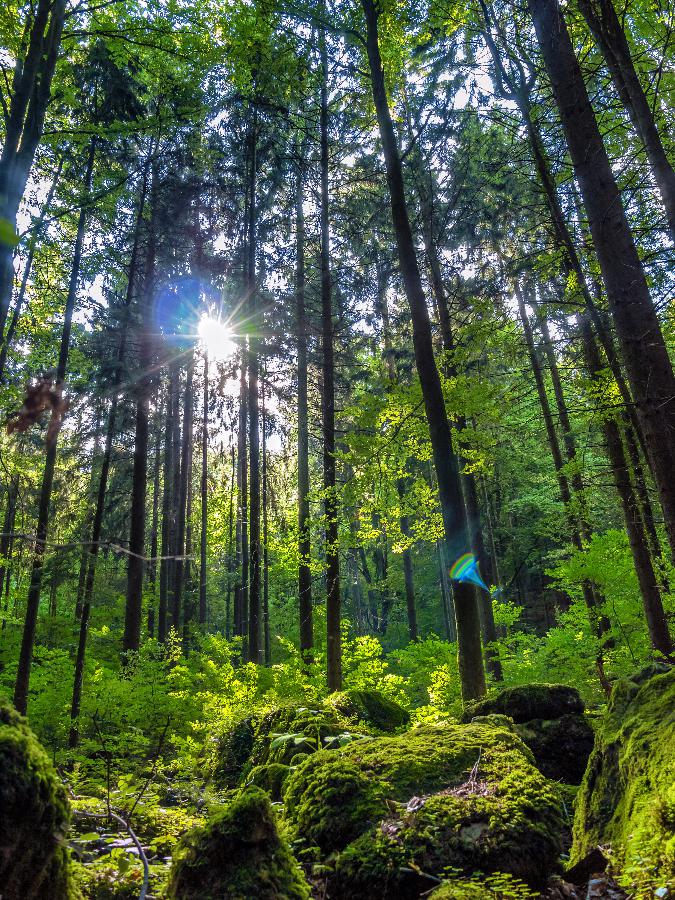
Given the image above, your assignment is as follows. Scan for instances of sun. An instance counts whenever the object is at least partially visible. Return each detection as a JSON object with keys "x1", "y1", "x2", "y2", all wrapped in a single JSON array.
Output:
[{"x1": 197, "y1": 315, "x2": 236, "y2": 361}]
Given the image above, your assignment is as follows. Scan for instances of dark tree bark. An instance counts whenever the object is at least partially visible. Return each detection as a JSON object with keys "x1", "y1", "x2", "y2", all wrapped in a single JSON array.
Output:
[
  {"x1": 13, "y1": 137, "x2": 95, "y2": 714},
  {"x1": 0, "y1": 0, "x2": 66, "y2": 334},
  {"x1": 123, "y1": 164, "x2": 158, "y2": 655},
  {"x1": 170, "y1": 351, "x2": 194, "y2": 635},
  {"x1": 319, "y1": 21, "x2": 341, "y2": 692},
  {"x1": 235, "y1": 350, "x2": 248, "y2": 644},
  {"x1": 68, "y1": 165, "x2": 148, "y2": 741},
  {"x1": 262, "y1": 377, "x2": 271, "y2": 665},
  {"x1": 0, "y1": 479, "x2": 18, "y2": 623},
  {"x1": 576, "y1": 0, "x2": 675, "y2": 242},
  {"x1": 362, "y1": 0, "x2": 486, "y2": 700},
  {"x1": 528, "y1": 0, "x2": 675, "y2": 561},
  {"x1": 295, "y1": 159, "x2": 313, "y2": 659},
  {"x1": 159, "y1": 364, "x2": 177, "y2": 641},
  {"x1": 247, "y1": 114, "x2": 261, "y2": 664},
  {"x1": 199, "y1": 351, "x2": 209, "y2": 626},
  {"x1": 148, "y1": 424, "x2": 161, "y2": 638},
  {"x1": 226, "y1": 440, "x2": 236, "y2": 640}
]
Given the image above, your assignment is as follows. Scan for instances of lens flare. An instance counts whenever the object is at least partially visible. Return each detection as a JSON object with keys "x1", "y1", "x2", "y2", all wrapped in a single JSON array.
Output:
[
  {"x1": 198, "y1": 315, "x2": 236, "y2": 361},
  {"x1": 449, "y1": 552, "x2": 489, "y2": 592}
]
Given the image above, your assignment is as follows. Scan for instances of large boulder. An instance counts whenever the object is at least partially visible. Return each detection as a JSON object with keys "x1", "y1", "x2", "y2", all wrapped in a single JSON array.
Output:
[
  {"x1": 283, "y1": 721, "x2": 565, "y2": 896},
  {"x1": 167, "y1": 787, "x2": 310, "y2": 899},
  {"x1": 571, "y1": 664, "x2": 675, "y2": 887},
  {"x1": 462, "y1": 684, "x2": 594, "y2": 784},
  {"x1": 0, "y1": 701, "x2": 73, "y2": 899}
]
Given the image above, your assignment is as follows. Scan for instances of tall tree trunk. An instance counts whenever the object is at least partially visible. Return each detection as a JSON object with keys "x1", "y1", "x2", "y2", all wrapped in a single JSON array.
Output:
[
  {"x1": 171, "y1": 351, "x2": 194, "y2": 636},
  {"x1": 159, "y1": 365, "x2": 177, "y2": 641},
  {"x1": 320, "y1": 20, "x2": 341, "y2": 692},
  {"x1": 247, "y1": 114, "x2": 261, "y2": 664},
  {"x1": 528, "y1": 0, "x2": 675, "y2": 561},
  {"x1": 148, "y1": 424, "x2": 161, "y2": 638},
  {"x1": 235, "y1": 351, "x2": 248, "y2": 645},
  {"x1": 0, "y1": 0, "x2": 66, "y2": 334},
  {"x1": 362, "y1": 0, "x2": 485, "y2": 700},
  {"x1": 262, "y1": 378, "x2": 271, "y2": 665},
  {"x1": 68, "y1": 165, "x2": 147, "y2": 740},
  {"x1": 123, "y1": 165, "x2": 158, "y2": 655},
  {"x1": 576, "y1": 0, "x2": 675, "y2": 241},
  {"x1": 226, "y1": 440, "x2": 236, "y2": 640},
  {"x1": 295, "y1": 158, "x2": 314, "y2": 660},
  {"x1": 199, "y1": 351, "x2": 209, "y2": 625},
  {"x1": 13, "y1": 137, "x2": 95, "y2": 714},
  {"x1": 0, "y1": 479, "x2": 18, "y2": 626}
]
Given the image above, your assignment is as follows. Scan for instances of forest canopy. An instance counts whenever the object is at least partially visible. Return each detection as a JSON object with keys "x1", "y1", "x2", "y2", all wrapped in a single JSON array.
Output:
[{"x1": 0, "y1": 0, "x2": 674, "y2": 895}]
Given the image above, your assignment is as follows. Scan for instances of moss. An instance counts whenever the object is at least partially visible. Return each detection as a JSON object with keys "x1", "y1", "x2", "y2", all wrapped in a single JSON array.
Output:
[
  {"x1": 327, "y1": 689, "x2": 410, "y2": 732},
  {"x1": 285, "y1": 720, "x2": 563, "y2": 891},
  {"x1": 327, "y1": 735, "x2": 564, "y2": 896},
  {"x1": 0, "y1": 700, "x2": 74, "y2": 899},
  {"x1": 248, "y1": 704, "x2": 349, "y2": 769},
  {"x1": 283, "y1": 753, "x2": 387, "y2": 852},
  {"x1": 571, "y1": 664, "x2": 675, "y2": 888},
  {"x1": 462, "y1": 683, "x2": 584, "y2": 724},
  {"x1": 247, "y1": 762, "x2": 291, "y2": 801},
  {"x1": 167, "y1": 787, "x2": 310, "y2": 899}
]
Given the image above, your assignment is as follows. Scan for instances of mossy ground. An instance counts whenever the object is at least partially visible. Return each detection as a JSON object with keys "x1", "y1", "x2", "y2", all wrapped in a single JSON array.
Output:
[
  {"x1": 167, "y1": 786, "x2": 310, "y2": 899},
  {"x1": 572, "y1": 664, "x2": 675, "y2": 893},
  {"x1": 0, "y1": 701, "x2": 74, "y2": 899}
]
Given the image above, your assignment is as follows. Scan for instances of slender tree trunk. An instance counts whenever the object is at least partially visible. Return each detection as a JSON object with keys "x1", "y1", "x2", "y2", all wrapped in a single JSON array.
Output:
[
  {"x1": 262, "y1": 378, "x2": 271, "y2": 665},
  {"x1": 171, "y1": 351, "x2": 194, "y2": 635},
  {"x1": 226, "y1": 440, "x2": 236, "y2": 640},
  {"x1": 159, "y1": 366, "x2": 177, "y2": 641},
  {"x1": 0, "y1": 479, "x2": 18, "y2": 627},
  {"x1": 295, "y1": 159, "x2": 314, "y2": 659},
  {"x1": 528, "y1": 0, "x2": 675, "y2": 561},
  {"x1": 576, "y1": 0, "x2": 675, "y2": 241},
  {"x1": 362, "y1": 0, "x2": 485, "y2": 700},
  {"x1": 320, "y1": 20, "x2": 341, "y2": 692},
  {"x1": 13, "y1": 137, "x2": 95, "y2": 714},
  {"x1": 0, "y1": 0, "x2": 66, "y2": 334},
  {"x1": 68, "y1": 164, "x2": 148, "y2": 740},
  {"x1": 0, "y1": 157, "x2": 63, "y2": 381},
  {"x1": 247, "y1": 114, "x2": 261, "y2": 664},
  {"x1": 199, "y1": 352, "x2": 209, "y2": 626},
  {"x1": 148, "y1": 426, "x2": 161, "y2": 638},
  {"x1": 236, "y1": 350, "x2": 248, "y2": 646},
  {"x1": 123, "y1": 166, "x2": 158, "y2": 656}
]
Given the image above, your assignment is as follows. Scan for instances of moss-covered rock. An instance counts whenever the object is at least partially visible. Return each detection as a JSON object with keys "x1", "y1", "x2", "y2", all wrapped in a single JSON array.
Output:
[
  {"x1": 167, "y1": 787, "x2": 310, "y2": 899},
  {"x1": 571, "y1": 664, "x2": 675, "y2": 888},
  {"x1": 462, "y1": 683, "x2": 584, "y2": 723},
  {"x1": 246, "y1": 762, "x2": 291, "y2": 801},
  {"x1": 463, "y1": 684, "x2": 593, "y2": 785},
  {"x1": 327, "y1": 689, "x2": 410, "y2": 732},
  {"x1": 0, "y1": 701, "x2": 73, "y2": 899},
  {"x1": 326, "y1": 732, "x2": 564, "y2": 896},
  {"x1": 284, "y1": 721, "x2": 564, "y2": 893}
]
